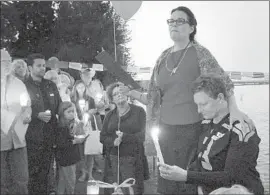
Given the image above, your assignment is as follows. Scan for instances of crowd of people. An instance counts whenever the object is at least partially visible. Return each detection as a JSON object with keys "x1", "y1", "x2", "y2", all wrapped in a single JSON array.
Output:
[
  {"x1": 1, "y1": 5, "x2": 264, "y2": 195},
  {"x1": 1, "y1": 49, "x2": 149, "y2": 195}
]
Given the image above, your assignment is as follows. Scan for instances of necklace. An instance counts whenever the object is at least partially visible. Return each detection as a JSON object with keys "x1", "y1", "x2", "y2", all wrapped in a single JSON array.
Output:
[
  {"x1": 165, "y1": 42, "x2": 191, "y2": 76},
  {"x1": 118, "y1": 105, "x2": 130, "y2": 117}
]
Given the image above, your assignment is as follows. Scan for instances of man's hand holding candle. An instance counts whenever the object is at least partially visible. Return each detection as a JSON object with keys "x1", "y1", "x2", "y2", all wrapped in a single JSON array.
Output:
[
  {"x1": 38, "y1": 110, "x2": 51, "y2": 123},
  {"x1": 158, "y1": 163, "x2": 187, "y2": 182}
]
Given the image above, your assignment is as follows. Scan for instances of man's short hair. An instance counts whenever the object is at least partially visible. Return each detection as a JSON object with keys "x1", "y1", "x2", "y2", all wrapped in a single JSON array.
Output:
[
  {"x1": 192, "y1": 74, "x2": 228, "y2": 100},
  {"x1": 26, "y1": 53, "x2": 45, "y2": 67}
]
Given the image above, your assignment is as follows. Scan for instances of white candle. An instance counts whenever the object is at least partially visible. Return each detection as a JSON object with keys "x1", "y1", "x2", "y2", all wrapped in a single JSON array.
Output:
[
  {"x1": 151, "y1": 127, "x2": 164, "y2": 164},
  {"x1": 96, "y1": 93, "x2": 103, "y2": 102},
  {"x1": 83, "y1": 112, "x2": 90, "y2": 125},
  {"x1": 87, "y1": 181, "x2": 99, "y2": 194},
  {"x1": 45, "y1": 110, "x2": 51, "y2": 114},
  {"x1": 78, "y1": 99, "x2": 86, "y2": 111},
  {"x1": 20, "y1": 93, "x2": 28, "y2": 107}
]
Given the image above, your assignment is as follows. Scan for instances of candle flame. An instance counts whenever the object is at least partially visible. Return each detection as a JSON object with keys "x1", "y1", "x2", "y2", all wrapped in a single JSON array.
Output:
[
  {"x1": 151, "y1": 127, "x2": 160, "y2": 141},
  {"x1": 96, "y1": 93, "x2": 103, "y2": 101},
  {"x1": 79, "y1": 99, "x2": 86, "y2": 108},
  {"x1": 83, "y1": 112, "x2": 90, "y2": 124},
  {"x1": 20, "y1": 93, "x2": 28, "y2": 107}
]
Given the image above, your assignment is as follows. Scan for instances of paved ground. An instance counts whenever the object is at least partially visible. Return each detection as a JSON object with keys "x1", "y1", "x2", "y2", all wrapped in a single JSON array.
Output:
[{"x1": 74, "y1": 156, "x2": 158, "y2": 195}]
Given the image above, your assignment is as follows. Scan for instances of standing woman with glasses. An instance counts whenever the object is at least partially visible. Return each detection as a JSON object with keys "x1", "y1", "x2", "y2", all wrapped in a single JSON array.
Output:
[
  {"x1": 100, "y1": 82, "x2": 149, "y2": 195},
  {"x1": 118, "y1": 6, "x2": 254, "y2": 194}
]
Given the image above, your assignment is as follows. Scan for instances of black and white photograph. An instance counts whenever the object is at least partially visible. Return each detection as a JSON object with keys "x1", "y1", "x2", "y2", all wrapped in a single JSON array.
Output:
[{"x1": 1, "y1": 1, "x2": 269, "y2": 195}]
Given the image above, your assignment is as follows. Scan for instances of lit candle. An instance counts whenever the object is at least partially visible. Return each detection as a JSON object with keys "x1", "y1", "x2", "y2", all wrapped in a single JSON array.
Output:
[
  {"x1": 76, "y1": 135, "x2": 86, "y2": 139},
  {"x1": 87, "y1": 180, "x2": 99, "y2": 194},
  {"x1": 45, "y1": 110, "x2": 51, "y2": 114},
  {"x1": 79, "y1": 99, "x2": 89, "y2": 125},
  {"x1": 78, "y1": 99, "x2": 86, "y2": 111},
  {"x1": 83, "y1": 112, "x2": 90, "y2": 125},
  {"x1": 151, "y1": 127, "x2": 164, "y2": 164},
  {"x1": 96, "y1": 92, "x2": 103, "y2": 102},
  {"x1": 20, "y1": 93, "x2": 28, "y2": 107}
]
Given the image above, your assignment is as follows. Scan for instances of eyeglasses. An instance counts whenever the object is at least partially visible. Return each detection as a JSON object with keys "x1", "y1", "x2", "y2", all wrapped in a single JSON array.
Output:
[{"x1": 167, "y1": 18, "x2": 190, "y2": 26}]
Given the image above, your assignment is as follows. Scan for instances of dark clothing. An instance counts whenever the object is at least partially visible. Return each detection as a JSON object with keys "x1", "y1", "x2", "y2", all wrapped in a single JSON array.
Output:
[
  {"x1": 47, "y1": 152, "x2": 58, "y2": 194},
  {"x1": 24, "y1": 76, "x2": 62, "y2": 195},
  {"x1": 101, "y1": 104, "x2": 146, "y2": 157},
  {"x1": 157, "y1": 121, "x2": 201, "y2": 195},
  {"x1": 187, "y1": 115, "x2": 264, "y2": 195},
  {"x1": 27, "y1": 142, "x2": 53, "y2": 195},
  {"x1": 108, "y1": 155, "x2": 140, "y2": 194},
  {"x1": 100, "y1": 104, "x2": 149, "y2": 194},
  {"x1": 1, "y1": 147, "x2": 28, "y2": 195},
  {"x1": 55, "y1": 126, "x2": 81, "y2": 167},
  {"x1": 24, "y1": 76, "x2": 62, "y2": 146},
  {"x1": 156, "y1": 46, "x2": 201, "y2": 125}
]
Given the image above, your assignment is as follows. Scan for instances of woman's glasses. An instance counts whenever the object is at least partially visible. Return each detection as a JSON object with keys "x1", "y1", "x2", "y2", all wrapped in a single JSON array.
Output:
[{"x1": 167, "y1": 18, "x2": 190, "y2": 26}]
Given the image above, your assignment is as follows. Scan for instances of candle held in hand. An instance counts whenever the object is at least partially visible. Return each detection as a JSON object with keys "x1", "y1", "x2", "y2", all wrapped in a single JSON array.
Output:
[
  {"x1": 83, "y1": 112, "x2": 90, "y2": 125},
  {"x1": 96, "y1": 93, "x2": 103, "y2": 102},
  {"x1": 45, "y1": 110, "x2": 51, "y2": 114},
  {"x1": 78, "y1": 99, "x2": 86, "y2": 111},
  {"x1": 151, "y1": 127, "x2": 164, "y2": 164}
]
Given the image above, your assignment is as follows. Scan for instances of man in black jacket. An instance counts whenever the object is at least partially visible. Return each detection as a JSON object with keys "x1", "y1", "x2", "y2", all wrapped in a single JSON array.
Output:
[
  {"x1": 24, "y1": 53, "x2": 62, "y2": 195},
  {"x1": 158, "y1": 75, "x2": 264, "y2": 195}
]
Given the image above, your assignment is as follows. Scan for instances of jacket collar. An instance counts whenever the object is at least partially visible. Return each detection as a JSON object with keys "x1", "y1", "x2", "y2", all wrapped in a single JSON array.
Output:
[{"x1": 28, "y1": 76, "x2": 49, "y2": 87}]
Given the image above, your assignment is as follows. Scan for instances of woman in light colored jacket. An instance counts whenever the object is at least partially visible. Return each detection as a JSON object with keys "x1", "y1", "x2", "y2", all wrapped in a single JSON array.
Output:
[{"x1": 1, "y1": 49, "x2": 32, "y2": 194}]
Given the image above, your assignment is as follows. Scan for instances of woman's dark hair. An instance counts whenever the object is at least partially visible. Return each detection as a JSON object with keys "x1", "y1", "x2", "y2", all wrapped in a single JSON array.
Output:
[
  {"x1": 26, "y1": 53, "x2": 45, "y2": 67},
  {"x1": 171, "y1": 6, "x2": 197, "y2": 41},
  {"x1": 58, "y1": 101, "x2": 75, "y2": 128},
  {"x1": 71, "y1": 80, "x2": 89, "y2": 102},
  {"x1": 70, "y1": 80, "x2": 94, "y2": 120}
]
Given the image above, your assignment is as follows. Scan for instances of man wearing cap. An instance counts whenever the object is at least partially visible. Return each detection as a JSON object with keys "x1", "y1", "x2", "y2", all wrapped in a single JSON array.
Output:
[{"x1": 24, "y1": 53, "x2": 62, "y2": 195}]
